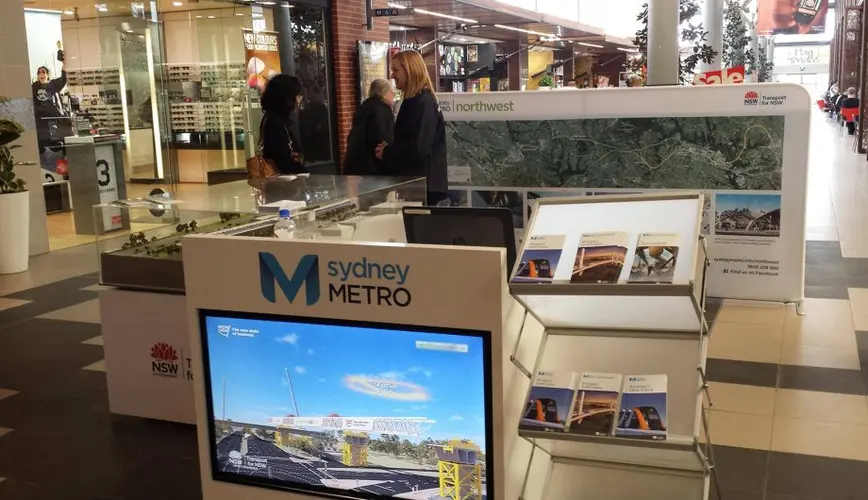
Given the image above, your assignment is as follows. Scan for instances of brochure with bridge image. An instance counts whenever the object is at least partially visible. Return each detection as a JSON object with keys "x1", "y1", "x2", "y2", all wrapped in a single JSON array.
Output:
[
  {"x1": 519, "y1": 370, "x2": 577, "y2": 433},
  {"x1": 615, "y1": 374, "x2": 668, "y2": 441},
  {"x1": 512, "y1": 234, "x2": 566, "y2": 283},
  {"x1": 628, "y1": 233, "x2": 679, "y2": 284},
  {"x1": 570, "y1": 232, "x2": 629, "y2": 284},
  {"x1": 566, "y1": 372, "x2": 623, "y2": 437}
]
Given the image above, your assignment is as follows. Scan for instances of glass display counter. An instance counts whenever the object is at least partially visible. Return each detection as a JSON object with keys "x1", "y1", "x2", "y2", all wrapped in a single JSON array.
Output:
[{"x1": 95, "y1": 175, "x2": 426, "y2": 292}]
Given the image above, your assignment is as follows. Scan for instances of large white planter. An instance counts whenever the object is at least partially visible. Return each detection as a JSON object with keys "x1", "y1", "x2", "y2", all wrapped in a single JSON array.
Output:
[{"x1": 0, "y1": 190, "x2": 30, "y2": 274}]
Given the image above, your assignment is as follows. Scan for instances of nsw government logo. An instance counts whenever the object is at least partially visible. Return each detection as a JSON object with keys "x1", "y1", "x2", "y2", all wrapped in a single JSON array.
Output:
[
  {"x1": 743, "y1": 90, "x2": 759, "y2": 106},
  {"x1": 150, "y1": 342, "x2": 193, "y2": 380},
  {"x1": 217, "y1": 324, "x2": 231, "y2": 337}
]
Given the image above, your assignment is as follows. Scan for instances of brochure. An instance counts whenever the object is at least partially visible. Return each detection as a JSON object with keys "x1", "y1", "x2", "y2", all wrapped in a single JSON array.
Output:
[
  {"x1": 629, "y1": 233, "x2": 679, "y2": 283},
  {"x1": 519, "y1": 370, "x2": 577, "y2": 433},
  {"x1": 615, "y1": 374, "x2": 668, "y2": 440},
  {"x1": 570, "y1": 231, "x2": 629, "y2": 284},
  {"x1": 566, "y1": 372, "x2": 623, "y2": 437},
  {"x1": 513, "y1": 234, "x2": 566, "y2": 283}
]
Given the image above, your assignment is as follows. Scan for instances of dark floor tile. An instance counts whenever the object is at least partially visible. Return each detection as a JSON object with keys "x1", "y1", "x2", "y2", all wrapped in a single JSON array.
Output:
[
  {"x1": 804, "y1": 262, "x2": 848, "y2": 288},
  {"x1": 712, "y1": 489, "x2": 764, "y2": 500},
  {"x1": 856, "y1": 331, "x2": 868, "y2": 389},
  {"x1": 711, "y1": 445, "x2": 768, "y2": 493},
  {"x1": 0, "y1": 276, "x2": 98, "y2": 328},
  {"x1": 766, "y1": 450, "x2": 868, "y2": 500},
  {"x1": 706, "y1": 358, "x2": 778, "y2": 388},
  {"x1": 0, "y1": 478, "x2": 123, "y2": 500},
  {"x1": 805, "y1": 285, "x2": 850, "y2": 300},
  {"x1": 806, "y1": 241, "x2": 844, "y2": 261},
  {"x1": 843, "y1": 258, "x2": 868, "y2": 288},
  {"x1": 766, "y1": 495, "x2": 823, "y2": 500},
  {"x1": 778, "y1": 364, "x2": 866, "y2": 395},
  {"x1": 120, "y1": 454, "x2": 201, "y2": 500}
]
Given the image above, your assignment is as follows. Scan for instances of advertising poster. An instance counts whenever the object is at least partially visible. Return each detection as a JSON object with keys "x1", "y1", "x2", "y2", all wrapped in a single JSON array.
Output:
[
  {"x1": 694, "y1": 66, "x2": 745, "y2": 85},
  {"x1": 242, "y1": 29, "x2": 280, "y2": 92},
  {"x1": 357, "y1": 41, "x2": 390, "y2": 104},
  {"x1": 440, "y1": 85, "x2": 810, "y2": 302},
  {"x1": 757, "y1": 0, "x2": 828, "y2": 35}
]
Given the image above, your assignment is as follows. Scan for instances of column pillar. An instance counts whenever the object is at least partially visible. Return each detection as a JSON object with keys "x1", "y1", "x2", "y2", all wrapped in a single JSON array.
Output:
[
  {"x1": 331, "y1": 0, "x2": 389, "y2": 169},
  {"x1": 274, "y1": 1, "x2": 296, "y2": 76},
  {"x1": 0, "y1": 0, "x2": 50, "y2": 256},
  {"x1": 700, "y1": 0, "x2": 723, "y2": 72},
  {"x1": 646, "y1": 0, "x2": 680, "y2": 85}
]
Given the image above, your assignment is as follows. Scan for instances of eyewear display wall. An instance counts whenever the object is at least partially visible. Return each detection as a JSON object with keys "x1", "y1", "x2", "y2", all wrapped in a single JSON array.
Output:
[{"x1": 29, "y1": 0, "x2": 336, "y2": 187}]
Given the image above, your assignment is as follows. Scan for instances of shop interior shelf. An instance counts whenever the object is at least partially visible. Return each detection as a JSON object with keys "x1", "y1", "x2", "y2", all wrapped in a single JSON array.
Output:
[{"x1": 519, "y1": 429, "x2": 705, "y2": 472}]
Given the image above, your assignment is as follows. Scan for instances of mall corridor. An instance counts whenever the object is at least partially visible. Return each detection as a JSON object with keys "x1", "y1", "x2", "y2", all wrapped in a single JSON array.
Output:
[{"x1": 0, "y1": 109, "x2": 867, "y2": 499}]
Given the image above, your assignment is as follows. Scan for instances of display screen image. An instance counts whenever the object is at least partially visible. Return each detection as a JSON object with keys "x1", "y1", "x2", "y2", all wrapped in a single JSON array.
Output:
[{"x1": 200, "y1": 311, "x2": 493, "y2": 499}]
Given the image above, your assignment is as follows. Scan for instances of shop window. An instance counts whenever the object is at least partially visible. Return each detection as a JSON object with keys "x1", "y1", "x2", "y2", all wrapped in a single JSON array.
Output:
[{"x1": 291, "y1": 5, "x2": 334, "y2": 167}]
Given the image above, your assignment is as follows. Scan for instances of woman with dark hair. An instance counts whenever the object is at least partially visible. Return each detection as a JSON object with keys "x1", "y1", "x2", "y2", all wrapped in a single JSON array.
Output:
[{"x1": 259, "y1": 74, "x2": 307, "y2": 174}]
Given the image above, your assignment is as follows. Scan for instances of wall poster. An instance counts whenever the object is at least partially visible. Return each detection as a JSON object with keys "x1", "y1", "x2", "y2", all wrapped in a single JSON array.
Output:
[
  {"x1": 242, "y1": 29, "x2": 281, "y2": 92},
  {"x1": 440, "y1": 85, "x2": 810, "y2": 303},
  {"x1": 357, "y1": 41, "x2": 390, "y2": 104},
  {"x1": 757, "y1": 0, "x2": 828, "y2": 35}
]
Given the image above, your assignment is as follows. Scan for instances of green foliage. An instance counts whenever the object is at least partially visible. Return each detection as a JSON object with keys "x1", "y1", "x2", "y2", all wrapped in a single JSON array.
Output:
[
  {"x1": 723, "y1": 0, "x2": 752, "y2": 68},
  {"x1": 539, "y1": 74, "x2": 555, "y2": 88},
  {"x1": 628, "y1": 1, "x2": 719, "y2": 85},
  {"x1": 0, "y1": 98, "x2": 26, "y2": 195}
]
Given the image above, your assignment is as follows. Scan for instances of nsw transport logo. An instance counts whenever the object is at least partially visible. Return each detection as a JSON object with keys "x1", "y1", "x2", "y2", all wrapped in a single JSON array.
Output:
[
  {"x1": 151, "y1": 342, "x2": 180, "y2": 378},
  {"x1": 744, "y1": 90, "x2": 759, "y2": 106}
]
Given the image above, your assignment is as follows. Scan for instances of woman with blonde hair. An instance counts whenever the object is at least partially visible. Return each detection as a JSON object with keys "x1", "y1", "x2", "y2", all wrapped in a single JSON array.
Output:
[
  {"x1": 375, "y1": 50, "x2": 448, "y2": 205},
  {"x1": 344, "y1": 78, "x2": 395, "y2": 175}
]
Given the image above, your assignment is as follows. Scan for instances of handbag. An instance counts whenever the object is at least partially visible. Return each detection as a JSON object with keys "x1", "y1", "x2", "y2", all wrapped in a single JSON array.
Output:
[{"x1": 247, "y1": 114, "x2": 291, "y2": 189}]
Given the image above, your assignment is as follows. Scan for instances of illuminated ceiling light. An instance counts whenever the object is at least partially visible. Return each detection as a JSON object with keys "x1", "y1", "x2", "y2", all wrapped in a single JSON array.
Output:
[
  {"x1": 388, "y1": 2, "x2": 477, "y2": 23},
  {"x1": 494, "y1": 24, "x2": 549, "y2": 37},
  {"x1": 172, "y1": 1, "x2": 183, "y2": 5},
  {"x1": 207, "y1": 15, "x2": 216, "y2": 18},
  {"x1": 577, "y1": 42, "x2": 603, "y2": 48},
  {"x1": 617, "y1": 47, "x2": 639, "y2": 52},
  {"x1": 260, "y1": 0, "x2": 277, "y2": 4},
  {"x1": 63, "y1": 9, "x2": 74, "y2": 14},
  {"x1": 195, "y1": 14, "x2": 203, "y2": 18},
  {"x1": 95, "y1": 3, "x2": 108, "y2": 12},
  {"x1": 236, "y1": 12, "x2": 244, "y2": 16}
]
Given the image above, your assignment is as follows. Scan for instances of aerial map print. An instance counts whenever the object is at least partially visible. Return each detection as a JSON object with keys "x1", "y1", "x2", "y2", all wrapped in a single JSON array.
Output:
[{"x1": 446, "y1": 116, "x2": 785, "y2": 190}]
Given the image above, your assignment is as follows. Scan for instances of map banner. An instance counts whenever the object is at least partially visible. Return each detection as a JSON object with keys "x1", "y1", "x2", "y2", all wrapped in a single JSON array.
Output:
[{"x1": 441, "y1": 84, "x2": 810, "y2": 303}]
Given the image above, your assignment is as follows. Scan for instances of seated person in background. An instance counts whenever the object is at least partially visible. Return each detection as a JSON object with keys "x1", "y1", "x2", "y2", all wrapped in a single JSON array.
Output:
[{"x1": 841, "y1": 87, "x2": 860, "y2": 135}]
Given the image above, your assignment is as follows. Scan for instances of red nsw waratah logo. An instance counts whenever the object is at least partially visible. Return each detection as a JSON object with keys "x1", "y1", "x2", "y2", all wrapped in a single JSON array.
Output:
[
  {"x1": 151, "y1": 342, "x2": 178, "y2": 362},
  {"x1": 744, "y1": 91, "x2": 759, "y2": 99}
]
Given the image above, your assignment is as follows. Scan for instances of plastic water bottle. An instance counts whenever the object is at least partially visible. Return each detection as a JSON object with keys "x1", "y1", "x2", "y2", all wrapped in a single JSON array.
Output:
[{"x1": 273, "y1": 208, "x2": 296, "y2": 240}]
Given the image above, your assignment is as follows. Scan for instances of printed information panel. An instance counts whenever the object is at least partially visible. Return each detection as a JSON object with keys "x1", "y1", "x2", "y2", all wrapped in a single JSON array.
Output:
[{"x1": 442, "y1": 85, "x2": 809, "y2": 302}]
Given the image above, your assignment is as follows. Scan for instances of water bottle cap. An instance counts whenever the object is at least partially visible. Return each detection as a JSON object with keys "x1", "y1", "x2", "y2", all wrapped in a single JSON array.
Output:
[{"x1": 278, "y1": 209, "x2": 291, "y2": 217}]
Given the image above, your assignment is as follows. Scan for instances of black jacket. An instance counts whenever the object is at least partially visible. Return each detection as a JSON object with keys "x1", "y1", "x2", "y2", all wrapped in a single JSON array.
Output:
[
  {"x1": 32, "y1": 70, "x2": 66, "y2": 119},
  {"x1": 841, "y1": 96, "x2": 860, "y2": 110},
  {"x1": 261, "y1": 112, "x2": 307, "y2": 175},
  {"x1": 344, "y1": 98, "x2": 395, "y2": 176},
  {"x1": 382, "y1": 89, "x2": 447, "y2": 195}
]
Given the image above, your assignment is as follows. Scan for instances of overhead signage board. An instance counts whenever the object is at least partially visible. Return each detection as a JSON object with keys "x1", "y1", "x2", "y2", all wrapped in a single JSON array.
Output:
[{"x1": 373, "y1": 7, "x2": 413, "y2": 16}]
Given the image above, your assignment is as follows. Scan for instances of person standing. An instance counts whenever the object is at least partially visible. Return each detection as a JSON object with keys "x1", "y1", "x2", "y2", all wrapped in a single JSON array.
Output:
[
  {"x1": 375, "y1": 50, "x2": 448, "y2": 206},
  {"x1": 32, "y1": 51, "x2": 70, "y2": 173},
  {"x1": 259, "y1": 74, "x2": 307, "y2": 175},
  {"x1": 344, "y1": 79, "x2": 395, "y2": 176}
]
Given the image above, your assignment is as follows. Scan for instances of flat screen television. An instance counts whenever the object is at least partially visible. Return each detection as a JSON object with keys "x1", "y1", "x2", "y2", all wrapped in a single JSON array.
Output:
[{"x1": 199, "y1": 310, "x2": 494, "y2": 500}]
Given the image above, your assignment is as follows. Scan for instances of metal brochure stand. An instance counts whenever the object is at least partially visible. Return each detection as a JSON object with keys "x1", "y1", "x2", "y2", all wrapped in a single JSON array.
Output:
[{"x1": 508, "y1": 193, "x2": 719, "y2": 500}]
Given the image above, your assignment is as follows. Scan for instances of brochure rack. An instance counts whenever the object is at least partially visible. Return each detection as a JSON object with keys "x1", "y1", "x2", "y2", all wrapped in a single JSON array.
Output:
[{"x1": 509, "y1": 193, "x2": 719, "y2": 500}]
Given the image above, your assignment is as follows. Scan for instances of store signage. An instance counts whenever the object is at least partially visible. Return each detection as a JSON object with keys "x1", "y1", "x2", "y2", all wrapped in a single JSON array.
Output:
[
  {"x1": 94, "y1": 144, "x2": 122, "y2": 231},
  {"x1": 242, "y1": 29, "x2": 280, "y2": 91},
  {"x1": 440, "y1": 99, "x2": 516, "y2": 113},
  {"x1": 259, "y1": 252, "x2": 412, "y2": 308},
  {"x1": 774, "y1": 45, "x2": 830, "y2": 66},
  {"x1": 374, "y1": 7, "x2": 413, "y2": 16},
  {"x1": 694, "y1": 66, "x2": 745, "y2": 85}
]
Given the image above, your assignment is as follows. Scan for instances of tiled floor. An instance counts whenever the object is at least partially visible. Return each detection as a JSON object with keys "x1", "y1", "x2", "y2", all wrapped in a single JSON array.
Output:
[{"x1": 3, "y1": 110, "x2": 868, "y2": 499}]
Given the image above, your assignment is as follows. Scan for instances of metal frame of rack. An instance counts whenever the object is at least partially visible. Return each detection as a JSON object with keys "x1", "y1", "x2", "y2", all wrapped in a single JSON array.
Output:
[{"x1": 507, "y1": 192, "x2": 721, "y2": 500}]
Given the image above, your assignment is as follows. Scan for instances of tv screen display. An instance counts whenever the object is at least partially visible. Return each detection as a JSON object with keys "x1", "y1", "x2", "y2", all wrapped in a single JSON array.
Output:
[{"x1": 200, "y1": 310, "x2": 493, "y2": 499}]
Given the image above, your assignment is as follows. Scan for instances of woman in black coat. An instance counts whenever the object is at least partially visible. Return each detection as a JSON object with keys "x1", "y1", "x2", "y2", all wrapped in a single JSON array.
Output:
[
  {"x1": 260, "y1": 74, "x2": 307, "y2": 175},
  {"x1": 376, "y1": 51, "x2": 448, "y2": 206},
  {"x1": 344, "y1": 79, "x2": 395, "y2": 175}
]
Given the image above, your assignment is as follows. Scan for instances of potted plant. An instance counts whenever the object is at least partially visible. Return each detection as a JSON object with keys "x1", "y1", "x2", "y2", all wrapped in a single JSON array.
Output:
[
  {"x1": 0, "y1": 97, "x2": 29, "y2": 274},
  {"x1": 538, "y1": 74, "x2": 555, "y2": 90}
]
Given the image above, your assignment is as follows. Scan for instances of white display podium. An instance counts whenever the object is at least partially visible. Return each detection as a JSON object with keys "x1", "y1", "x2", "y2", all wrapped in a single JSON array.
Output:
[{"x1": 509, "y1": 193, "x2": 717, "y2": 500}]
